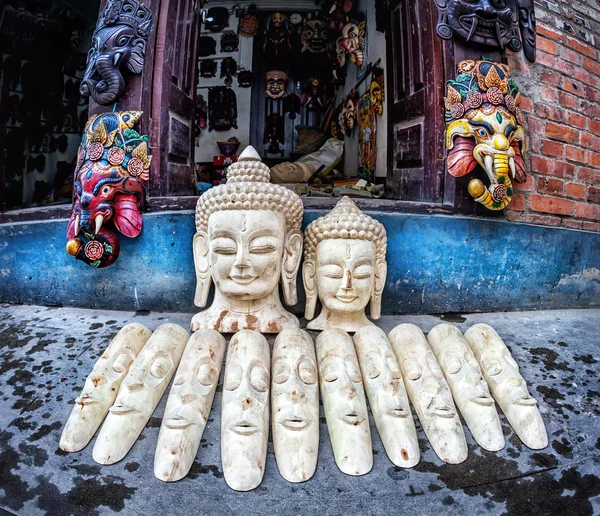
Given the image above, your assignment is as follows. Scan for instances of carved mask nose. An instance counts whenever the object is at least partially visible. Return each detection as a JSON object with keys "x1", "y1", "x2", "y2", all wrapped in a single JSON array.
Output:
[
  {"x1": 475, "y1": 8, "x2": 499, "y2": 20},
  {"x1": 80, "y1": 194, "x2": 91, "y2": 209}
]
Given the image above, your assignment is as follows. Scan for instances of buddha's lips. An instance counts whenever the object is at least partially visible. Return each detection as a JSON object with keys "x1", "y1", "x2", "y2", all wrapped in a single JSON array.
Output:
[
  {"x1": 229, "y1": 275, "x2": 257, "y2": 285},
  {"x1": 335, "y1": 294, "x2": 358, "y2": 303}
]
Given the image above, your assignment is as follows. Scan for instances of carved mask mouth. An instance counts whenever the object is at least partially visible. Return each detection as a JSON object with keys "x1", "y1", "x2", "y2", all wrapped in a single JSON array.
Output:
[
  {"x1": 471, "y1": 393, "x2": 495, "y2": 406},
  {"x1": 75, "y1": 393, "x2": 102, "y2": 406},
  {"x1": 459, "y1": 15, "x2": 507, "y2": 42},
  {"x1": 387, "y1": 407, "x2": 409, "y2": 418},
  {"x1": 341, "y1": 411, "x2": 364, "y2": 425},
  {"x1": 429, "y1": 405, "x2": 456, "y2": 418},
  {"x1": 231, "y1": 420, "x2": 258, "y2": 435},
  {"x1": 109, "y1": 403, "x2": 139, "y2": 415},
  {"x1": 164, "y1": 416, "x2": 195, "y2": 429},
  {"x1": 281, "y1": 417, "x2": 310, "y2": 431},
  {"x1": 514, "y1": 394, "x2": 537, "y2": 406}
]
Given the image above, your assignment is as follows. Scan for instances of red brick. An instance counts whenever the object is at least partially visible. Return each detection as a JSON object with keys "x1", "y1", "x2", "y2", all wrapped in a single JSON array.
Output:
[
  {"x1": 573, "y1": 68, "x2": 600, "y2": 89},
  {"x1": 581, "y1": 133, "x2": 600, "y2": 152},
  {"x1": 560, "y1": 45, "x2": 581, "y2": 64},
  {"x1": 539, "y1": 85, "x2": 557, "y2": 103},
  {"x1": 557, "y1": 91, "x2": 580, "y2": 109},
  {"x1": 583, "y1": 221, "x2": 600, "y2": 232},
  {"x1": 586, "y1": 87, "x2": 600, "y2": 105},
  {"x1": 583, "y1": 56, "x2": 600, "y2": 77},
  {"x1": 513, "y1": 175, "x2": 535, "y2": 191},
  {"x1": 581, "y1": 100, "x2": 600, "y2": 120},
  {"x1": 525, "y1": 116, "x2": 544, "y2": 134},
  {"x1": 566, "y1": 37, "x2": 597, "y2": 59},
  {"x1": 589, "y1": 152, "x2": 600, "y2": 168},
  {"x1": 546, "y1": 122, "x2": 580, "y2": 144},
  {"x1": 517, "y1": 213, "x2": 562, "y2": 226},
  {"x1": 539, "y1": 70, "x2": 562, "y2": 88},
  {"x1": 538, "y1": 37, "x2": 558, "y2": 55},
  {"x1": 589, "y1": 186, "x2": 600, "y2": 204},
  {"x1": 537, "y1": 177, "x2": 564, "y2": 195},
  {"x1": 579, "y1": 167, "x2": 600, "y2": 184},
  {"x1": 590, "y1": 120, "x2": 600, "y2": 137},
  {"x1": 540, "y1": 140, "x2": 564, "y2": 158},
  {"x1": 566, "y1": 145, "x2": 586, "y2": 163},
  {"x1": 562, "y1": 219, "x2": 585, "y2": 230},
  {"x1": 563, "y1": 78, "x2": 586, "y2": 98},
  {"x1": 566, "y1": 183, "x2": 586, "y2": 199},
  {"x1": 529, "y1": 194, "x2": 575, "y2": 215},
  {"x1": 537, "y1": 24, "x2": 564, "y2": 42},
  {"x1": 507, "y1": 193, "x2": 525, "y2": 211},
  {"x1": 537, "y1": 103, "x2": 564, "y2": 122},
  {"x1": 520, "y1": 96, "x2": 534, "y2": 114},
  {"x1": 566, "y1": 111, "x2": 587, "y2": 130},
  {"x1": 575, "y1": 202, "x2": 600, "y2": 220},
  {"x1": 537, "y1": 51, "x2": 574, "y2": 76}
]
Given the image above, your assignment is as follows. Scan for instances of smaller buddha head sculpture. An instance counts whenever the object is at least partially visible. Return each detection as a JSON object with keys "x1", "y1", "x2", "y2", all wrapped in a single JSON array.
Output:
[
  {"x1": 271, "y1": 329, "x2": 319, "y2": 482},
  {"x1": 339, "y1": 20, "x2": 366, "y2": 67},
  {"x1": 265, "y1": 70, "x2": 288, "y2": 99},
  {"x1": 192, "y1": 146, "x2": 303, "y2": 333},
  {"x1": 303, "y1": 197, "x2": 387, "y2": 333},
  {"x1": 316, "y1": 329, "x2": 372, "y2": 476},
  {"x1": 300, "y1": 19, "x2": 329, "y2": 53},
  {"x1": 445, "y1": 60, "x2": 526, "y2": 210},
  {"x1": 221, "y1": 331, "x2": 270, "y2": 491}
]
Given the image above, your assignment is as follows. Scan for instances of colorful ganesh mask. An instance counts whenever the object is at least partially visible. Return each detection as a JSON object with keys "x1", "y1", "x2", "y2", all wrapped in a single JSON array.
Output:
[
  {"x1": 80, "y1": 0, "x2": 153, "y2": 106},
  {"x1": 66, "y1": 111, "x2": 151, "y2": 267},
  {"x1": 445, "y1": 60, "x2": 526, "y2": 211}
]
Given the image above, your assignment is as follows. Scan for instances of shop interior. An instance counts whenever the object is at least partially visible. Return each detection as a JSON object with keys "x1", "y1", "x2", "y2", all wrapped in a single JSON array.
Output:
[{"x1": 194, "y1": 0, "x2": 389, "y2": 199}]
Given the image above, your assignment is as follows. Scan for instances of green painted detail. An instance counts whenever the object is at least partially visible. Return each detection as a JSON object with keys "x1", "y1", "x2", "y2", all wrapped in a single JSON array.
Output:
[
  {"x1": 492, "y1": 201, "x2": 502, "y2": 209},
  {"x1": 496, "y1": 112, "x2": 503, "y2": 124},
  {"x1": 498, "y1": 176, "x2": 506, "y2": 184},
  {"x1": 90, "y1": 260, "x2": 101, "y2": 268},
  {"x1": 507, "y1": 187, "x2": 513, "y2": 196},
  {"x1": 103, "y1": 243, "x2": 113, "y2": 254}
]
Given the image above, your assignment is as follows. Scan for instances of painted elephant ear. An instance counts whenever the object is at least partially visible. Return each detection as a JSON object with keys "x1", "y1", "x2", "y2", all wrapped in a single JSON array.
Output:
[
  {"x1": 447, "y1": 136, "x2": 477, "y2": 177},
  {"x1": 127, "y1": 41, "x2": 146, "y2": 74},
  {"x1": 511, "y1": 141, "x2": 527, "y2": 183},
  {"x1": 113, "y1": 195, "x2": 143, "y2": 238}
]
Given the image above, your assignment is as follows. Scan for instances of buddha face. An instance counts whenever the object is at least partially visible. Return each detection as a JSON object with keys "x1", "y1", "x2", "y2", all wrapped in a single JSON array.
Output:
[
  {"x1": 207, "y1": 211, "x2": 285, "y2": 301},
  {"x1": 221, "y1": 331, "x2": 270, "y2": 491},
  {"x1": 154, "y1": 329, "x2": 225, "y2": 482},
  {"x1": 317, "y1": 329, "x2": 372, "y2": 476},
  {"x1": 354, "y1": 326, "x2": 419, "y2": 467},
  {"x1": 316, "y1": 239, "x2": 376, "y2": 315},
  {"x1": 272, "y1": 329, "x2": 319, "y2": 482}
]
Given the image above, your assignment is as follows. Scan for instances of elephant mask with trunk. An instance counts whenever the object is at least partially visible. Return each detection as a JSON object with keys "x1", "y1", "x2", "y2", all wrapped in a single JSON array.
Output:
[
  {"x1": 66, "y1": 111, "x2": 151, "y2": 268},
  {"x1": 445, "y1": 60, "x2": 527, "y2": 210}
]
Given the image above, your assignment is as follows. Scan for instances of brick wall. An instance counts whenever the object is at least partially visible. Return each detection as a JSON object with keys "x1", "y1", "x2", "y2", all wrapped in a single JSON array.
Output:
[{"x1": 506, "y1": 0, "x2": 600, "y2": 231}]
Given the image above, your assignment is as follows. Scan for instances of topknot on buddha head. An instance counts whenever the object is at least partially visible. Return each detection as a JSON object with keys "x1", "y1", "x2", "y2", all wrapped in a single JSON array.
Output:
[
  {"x1": 304, "y1": 196, "x2": 387, "y2": 262},
  {"x1": 195, "y1": 145, "x2": 303, "y2": 235}
]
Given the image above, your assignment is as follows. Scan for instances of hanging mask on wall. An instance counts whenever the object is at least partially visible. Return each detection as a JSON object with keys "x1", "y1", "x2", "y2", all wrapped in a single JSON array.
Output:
[
  {"x1": 204, "y1": 7, "x2": 229, "y2": 33},
  {"x1": 342, "y1": 90, "x2": 359, "y2": 136},
  {"x1": 433, "y1": 0, "x2": 530, "y2": 59},
  {"x1": 300, "y1": 19, "x2": 329, "y2": 53},
  {"x1": 220, "y1": 57, "x2": 237, "y2": 86},
  {"x1": 209, "y1": 86, "x2": 238, "y2": 132},
  {"x1": 237, "y1": 69, "x2": 255, "y2": 88},
  {"x1": 220, "y1": 30, "x2": 239, "y2": 52},
  {"x1": 301, "y1": 77, "x2": 326, "y2": 110},
  {"x1": 80, "y1": 0, "x2": 153, "y2": 106},
  {"x1": 444, "y1": 60, "x2": 527, "y2": 210},
  {"x1": 263, "y1": 12, "x2": 292, "y2": 59},
  {"x1": 239, "y1": 5, "x2": 259, "y2": 37},
  {"x1": 265, "y1": 70, "x2": 288, "y2": 99},
  {"x1": 198, "y1": 36, "x2": 217, "y2": 57},
  {"x1": 200, "y1": 59, "x2": 217, "y2": 78},
  {"x1": 369, "y1": 66, "x2": 385, "y2": 116},
  {"x1": 264, "y1": 113, "x2": 285, "y2": 154},
  {"x1": 517, "y1": 0, "x2": 536, "y2": 62},
  {"x1": 339, "y1": 20, "x2": 366, "y2": 67}
]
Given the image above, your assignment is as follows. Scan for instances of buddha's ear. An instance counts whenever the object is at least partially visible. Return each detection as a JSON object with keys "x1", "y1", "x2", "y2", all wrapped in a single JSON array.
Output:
[
  {"x1": 302, "y1": 258, "x2": 318, "y2": 320},
  {"x1": 193, "y1": 231, "x2": 211, "y2": 307},
  {"x1": 370, "y1": 259, "x2": 387, "y2": 320},
  {"x1": 282, "y1": 229, "x2": 303, "y2": 306}
]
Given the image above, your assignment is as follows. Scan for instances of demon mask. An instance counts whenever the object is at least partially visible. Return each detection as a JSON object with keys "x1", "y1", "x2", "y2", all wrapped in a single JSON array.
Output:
[
  {"x1": 265, "y1": 70, "x2": 288, "y2": 99},
  {"x1": 339, "y1": 20, "x2": 366, "y2": 67},
  {"x1": 80, "y1": 0, "x2": 153, "y2": 106},
  {"x1": 66, "y1": 111, "x2": 151, "y2": 267},
  {"x1": 301, "y1": 19, "x2": 329, "y2": 53},
  {"x1": 445, "y1": 60, "x2": 526, "y2": 210}
]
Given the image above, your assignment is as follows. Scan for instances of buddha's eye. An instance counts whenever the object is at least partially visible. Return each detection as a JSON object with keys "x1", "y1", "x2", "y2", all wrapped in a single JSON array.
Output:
[
  {"x1": 321, "y1": 265, "x2": 344, "y2": 279},
  {"x1": 212, "y1": 238, "x2": 237, "y2": 255},
  {"x1": 353, "y1": 266, "x2": 373, "y2": 280},
  {"x1": 249, "y1": 237, "x2": 278, "y2": 254}
]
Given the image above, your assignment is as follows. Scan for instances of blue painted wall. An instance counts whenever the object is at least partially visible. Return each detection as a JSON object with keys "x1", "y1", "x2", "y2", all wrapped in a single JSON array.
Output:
[{"x1": 1, "y1": 210, "x2": 599, "y2": 314}]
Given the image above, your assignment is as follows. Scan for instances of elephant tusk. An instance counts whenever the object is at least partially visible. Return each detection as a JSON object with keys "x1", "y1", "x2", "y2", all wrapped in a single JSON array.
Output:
[
  {"x1": 509, "y1": 157, "x2": 516, "y2": 179},
  {"x1": 94, "y1": 214, "x2": 104, "y2": 235},
  {"x1": 484, "y1": 155, "x2": 494, "y2": 177},
  {"x1": 74, "y1": 214, "x2": 81, "y2": 236}
]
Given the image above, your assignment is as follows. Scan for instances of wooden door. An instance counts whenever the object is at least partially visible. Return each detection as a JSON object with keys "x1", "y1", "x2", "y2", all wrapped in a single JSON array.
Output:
[
  {"x1": 150, "y1": 0, "x2": 200, "y2": 196},
  {"x1": 387, "y1": 0, "x2": 445, "y2": 202}
]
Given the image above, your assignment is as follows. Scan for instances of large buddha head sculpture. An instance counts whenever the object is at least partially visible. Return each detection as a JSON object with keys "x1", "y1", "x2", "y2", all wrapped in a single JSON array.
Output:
[
  {"x1": 303, "y1": 197, "x2": 387, "y2": 333},
  {"x1": 191, "y1": 146, "x2": 304, "y2": 334},
  {"x1": 445, "y1": 60, "x2": 527, "y2": 210}
]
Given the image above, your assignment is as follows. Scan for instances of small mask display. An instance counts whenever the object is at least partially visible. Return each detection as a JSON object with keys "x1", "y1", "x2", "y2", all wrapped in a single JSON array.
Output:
[
  {"x1": 265, "y1": 70, "x2": 288, "y2": 99},
  {"x1": 198, "y1": 36, "x2": 217, "y2": 57},
  {"x1": 237, "y1": 69, "x2": 255, "y2": 88},
  {"x1": 339, "y1": 20, "x2": 366, "y2": 67},
  {"x1": 272, "y1": 329, "x2": 319, "y2": 483},
  {"x1": 239, "y1": 6, "x2": 259, "y2": 38},
  {"x1": 300, "y1": 19, "x2": 329, "y2": 53},
  {"x1": 220, "y1": 57, "x2": 237, "y2": 86},
  {"x1": 316, "y1": 329, "x2": 372, "y2": 476},
  {"x1": 200, "y1": 59, "x2": 217, "y2": 78},
  {"x1": 369, "y1": 66, "x2": 385, "y2": 117},
  {"x1": 264, "y1": 113, "x2": 284, "y2": 154},
  {"x1": 154, "y1": 329, "x2": 226, "y2": 482},
  {"x1": 220, "y1": 30, "x2": 239, "y2": 53},
  {"x1": 66, "y1": 111, "x2": 151, "y2": 268},
  {"x1": 465, "y1": 324, "x2": 548, "y2": 450},
  {"x1": 208, "y1": 86, "x2": 238, "y2": 131},
  {"x1": 389, "y1": 324, "x2": 468, "y2": 464},
  {"x1": 329, "y1": 0, "x2": 354, "y2": 30},
  {"x1": 92, "y1": 324, "x2": 189, "y2": 465},
  {"x1": 433, "y1": 0, "x2": 536, "y2": 62},
  {"x1": 191, "y1": 146, "x2": 303, "y2": 334},
  {"x1": 204, "y1": 7, "x2": 229, "y2": 33},
  {"x1": 354, "y1": 326, "x2": 420, "y2": 468},
  {"x1": 445, "y1": 60, "x2": 526, "y2": 210},
  {"x1": 427, "y1": 324, "x2": 505, "y2": 452},
  {"x1": 80, "y1": 0, "x2": 153, "y2": 106},
  {"x1": 60, "y1": 323, "x2": 152, "y2": 452},
  {"x1": 301, "y1": 77, "x2": 326, "y2": 110},
  {"x1": 221, "y1": 331, "x2": 270, "y2": 491},
  {"x1": 263, "y1": 12, "x2": 292, "y2": 59},
  {"x1": 303, "y1": 197, "x2": 387, "y2": 333}
]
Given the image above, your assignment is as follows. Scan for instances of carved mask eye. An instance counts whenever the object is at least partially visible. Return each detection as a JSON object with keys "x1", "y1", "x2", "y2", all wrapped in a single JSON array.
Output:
[
  {"x1": 405, "y1": 358, "x2": 422, "y2": 381},
  {"x1": 345, "y1": 356, "x2": 362, "y2": 383},
  {"x1": 224, "y1": 364, "x2": 242, "y2": 391},
  {"x1": 273, "y1": 361, "x2": 290, "y2": 384},
  {"x1": 197, "y1": 363, "x2": 217, "y2": 386},
  {"x1": 298, "y1": 359, "x2": 317, "y2": 385},
  {"x1": 250, "y1": 363, "x2": 269, "y2": 392},
  {"x1": 364, "y1": 353, "x2": 381, "y2": 379},
  {"x1": 113, "y1": 353, "x2": 133, "y2": 374},
  {"x1": 443, "y1": 353, "x2": 462, "y2": 374},
  {"x1": 150, "y1": 356, "x2": 172, "y2": 379},
  {"x1": 483, "y1": 355, "x2": 502, "y2": 376}
]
